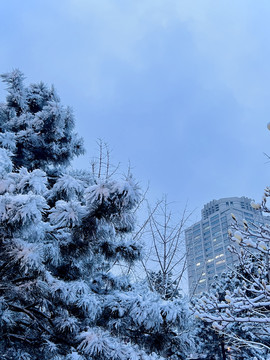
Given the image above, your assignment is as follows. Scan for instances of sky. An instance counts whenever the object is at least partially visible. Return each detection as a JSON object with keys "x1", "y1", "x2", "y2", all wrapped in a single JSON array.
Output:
[{"x1": 1, "y1": 0, "x2": 270, "y2": 224}]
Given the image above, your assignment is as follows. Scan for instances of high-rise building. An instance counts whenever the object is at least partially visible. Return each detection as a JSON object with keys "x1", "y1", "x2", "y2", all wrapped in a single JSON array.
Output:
[{"x1": 185, "y1": 196, "x2": 268, "y2": 297}]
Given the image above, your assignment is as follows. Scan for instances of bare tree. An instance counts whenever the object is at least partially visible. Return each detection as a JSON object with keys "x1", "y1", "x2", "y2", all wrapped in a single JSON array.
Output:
[
  {"x1": 139, "y1": 197, "x2": 192, "y2": 299},
  {"x1": 91, "y1": 139, "x2": 120, "y2": 180}
]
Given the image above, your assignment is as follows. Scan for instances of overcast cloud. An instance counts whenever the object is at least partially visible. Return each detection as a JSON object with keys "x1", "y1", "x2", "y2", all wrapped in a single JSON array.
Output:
[{"x1": 0, "y1": 0, "x2": 270, "y2": 222}]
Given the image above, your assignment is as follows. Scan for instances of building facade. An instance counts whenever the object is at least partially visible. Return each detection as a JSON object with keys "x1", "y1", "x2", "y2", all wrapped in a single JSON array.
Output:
[{"x1": 185, "y1": 196, "x2": 268, "y2": 297}]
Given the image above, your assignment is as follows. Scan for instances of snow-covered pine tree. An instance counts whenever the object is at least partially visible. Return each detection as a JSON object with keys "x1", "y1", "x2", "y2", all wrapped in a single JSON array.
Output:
[
  {"x1": 100, "y1": 279, "x2": 194, "y2": 360},
  {"x1": 0, "y1": 69, "x2": 84, "y2": 171},
  {"x1": 192, "y1": 315, "x2": 226, "y2": 360},
  {"x1": 0, "y1": 70, "x2": 195, "y2": 360},
  {"x1": 0, "y1": 70, "x2": 168, "y2": 360},
  {"x1": 194, "y1": 209, "x2": 270, "y2": 358}
]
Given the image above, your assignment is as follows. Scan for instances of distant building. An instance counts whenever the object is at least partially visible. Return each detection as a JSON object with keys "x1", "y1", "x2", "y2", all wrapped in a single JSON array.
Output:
[{"x1": 185, "y1": 196, "x2": 269, "y2": 297}]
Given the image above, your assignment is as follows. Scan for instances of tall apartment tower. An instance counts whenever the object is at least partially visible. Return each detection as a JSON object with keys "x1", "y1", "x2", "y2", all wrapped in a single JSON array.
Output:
[{"x1": 185, "y1": 196, "x2": 268, "y2": 297}]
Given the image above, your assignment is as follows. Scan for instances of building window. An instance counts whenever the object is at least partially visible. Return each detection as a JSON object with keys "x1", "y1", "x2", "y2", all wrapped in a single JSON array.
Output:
[
  {"x1": 221, "y1": 222, "x2": 227, "y2": 230},
  {"x1": 203, "y1": 230, "x2": 210, "y2": 237},
  {"x1": 244, "y1": 212, "x2": 253, "y2": 218},
  {"x1": 216, "y1": 259, "x2": 225, "y2": 265},
  {"x1": 211, "y1": 219, "x2": 220, "y2": 226},
  {"x1": 193, "y1": 229, "x2": 201, "y2": 237},
  {"x1": 216, "y1": 264, "x2": 226, "y2": 272},
  {"x1": 211, "y1": 214, "x2": 219, "y2": 222},
  {"x1": 212, "y1": 225, "x2": 221, "y2": 233}
]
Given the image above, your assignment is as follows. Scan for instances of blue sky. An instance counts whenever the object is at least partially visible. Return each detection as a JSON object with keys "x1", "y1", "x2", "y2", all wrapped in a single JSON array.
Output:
[{"x1": 1, "y1": 0, "x2": 270, "y2": 222}]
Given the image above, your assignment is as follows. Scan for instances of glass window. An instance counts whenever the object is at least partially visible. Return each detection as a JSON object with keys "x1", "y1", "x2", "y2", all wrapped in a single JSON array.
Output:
[
  {"x1": 195, "y1": 255, "x2": 204, "y2": 261},
  {"x1": 210, "y1": 214, "x2": 219, "y2": 222},
  {"x1": 216, "y1": 264, "x2": 226, "y2": 272},
  {"x1": 211, "y1": 219, "x2": 220, "y2": 226},
  {"x1": 213, "y1": 241, "x2": 223, "y2": 248},
  {"x1": 216, "y1": 259, "x2": 225, "y2": 265},
  {"x1": 212, "y1": 225, "x2": 221, "y2": 233},
  {"x1": 244, "y1": 212, "x2": 253, "y2": 218},
  {"x1": 203, "y1": 230, "x2": 210, "y2": 237}
]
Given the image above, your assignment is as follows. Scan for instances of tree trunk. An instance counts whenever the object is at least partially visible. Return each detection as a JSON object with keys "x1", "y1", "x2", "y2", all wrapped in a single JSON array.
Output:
[{"x1": 221, "y1": 340, "x2": 226, "y2": 360}]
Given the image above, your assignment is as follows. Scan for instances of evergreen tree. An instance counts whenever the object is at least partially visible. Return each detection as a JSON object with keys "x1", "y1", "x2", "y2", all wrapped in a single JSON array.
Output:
[
  {"x1": 0, "y1": 70, "x2": 192, "y2": 360},
  {"x1": 0, "y1": 69, "x2": 84, "y2": 170}
]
